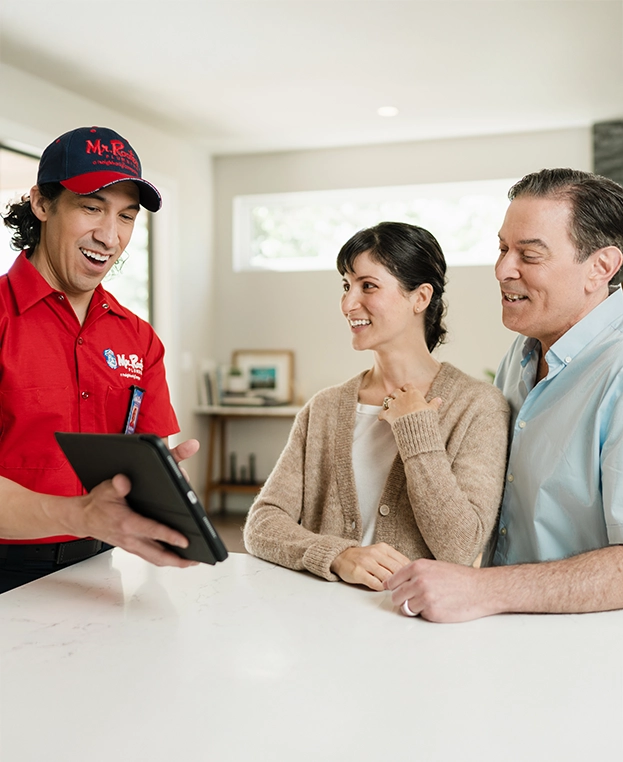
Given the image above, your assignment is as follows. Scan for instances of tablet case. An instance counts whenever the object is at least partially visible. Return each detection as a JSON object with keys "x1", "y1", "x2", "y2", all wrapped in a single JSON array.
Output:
[{"x1": 55, "y1": 432, "x2": 228, "y2": 565}]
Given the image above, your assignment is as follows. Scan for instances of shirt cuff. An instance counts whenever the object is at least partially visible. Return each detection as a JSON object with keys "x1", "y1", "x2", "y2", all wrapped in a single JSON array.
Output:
[{"x1": 606, "y1": 523, "x2": 623, "y2": 545}]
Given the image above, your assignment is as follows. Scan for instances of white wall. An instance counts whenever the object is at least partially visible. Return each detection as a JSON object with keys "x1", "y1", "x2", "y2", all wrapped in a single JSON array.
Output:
[
  {"x1": 212, "y1": 127, "x2": 592, "y2": 508},
  {"x1": 0, "y1": 63, "x2": 215, "y2": 485}
]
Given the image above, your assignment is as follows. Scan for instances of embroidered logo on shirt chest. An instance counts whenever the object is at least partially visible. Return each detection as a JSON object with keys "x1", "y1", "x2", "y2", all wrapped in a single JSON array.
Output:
[{"x1": 102, "y1": 348, "x2": 144, "y2": 381}]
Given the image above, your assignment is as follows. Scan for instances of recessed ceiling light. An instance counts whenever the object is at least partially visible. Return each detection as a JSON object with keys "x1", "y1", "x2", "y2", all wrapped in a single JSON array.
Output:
[{"x1": 377, "y1": 106, "x2": 399, "y2": 117}]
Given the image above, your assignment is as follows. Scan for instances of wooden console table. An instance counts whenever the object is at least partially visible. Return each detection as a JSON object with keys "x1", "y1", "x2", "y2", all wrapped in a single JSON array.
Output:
[{"x1": 195, "y1": 404, "x2": 301, "y2": 513}]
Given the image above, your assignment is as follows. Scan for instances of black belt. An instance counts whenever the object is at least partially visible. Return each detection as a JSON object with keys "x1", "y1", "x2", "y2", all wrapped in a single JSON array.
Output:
[{"x1": 0, "y1": 539, "x2": 111, "y2": 566}]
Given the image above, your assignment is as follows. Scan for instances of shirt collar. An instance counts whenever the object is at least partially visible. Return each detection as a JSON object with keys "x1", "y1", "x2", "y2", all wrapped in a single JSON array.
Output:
[
  {"x1": 88, "y1": 285, "x2": 127, "y2": 318},
  {"x1": 7, "y1": 250, "x2": 127, "y2": 319},
  {"x1": 7, "y1": 251, "x2": 54, "y2": 314},
  {"x1": 517, "y1": 287, "x2": 623, "y2": 368},
  {"x1": 549, "y1": 286, "x2": 623, "y2": 364}
]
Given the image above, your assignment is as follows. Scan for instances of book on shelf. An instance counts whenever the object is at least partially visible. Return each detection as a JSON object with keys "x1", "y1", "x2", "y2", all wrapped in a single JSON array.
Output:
[
  {"x1": 220, "y1": 393, "x2": 267, "y2": 406},
  {"x1": 197, "y1": 360, "x2": 219, "y2": 406},
  {"x1": 220, "y1": 393, "x2": 294, "y2": 407}
]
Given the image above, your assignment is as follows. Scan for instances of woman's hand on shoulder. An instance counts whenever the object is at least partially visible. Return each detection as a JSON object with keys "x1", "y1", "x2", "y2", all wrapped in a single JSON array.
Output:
[
  {"x1": 330, "y1": 543, "x2": 411, "y2": 591},
  {"x1": 378, "y1": 383, "x2": 442, "y2": 425}
]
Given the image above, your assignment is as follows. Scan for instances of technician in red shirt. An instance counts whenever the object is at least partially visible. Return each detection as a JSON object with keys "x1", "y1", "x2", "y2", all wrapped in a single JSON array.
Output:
[{"x1": 0, "y1": 126, "x2": 198, "y2": 592}]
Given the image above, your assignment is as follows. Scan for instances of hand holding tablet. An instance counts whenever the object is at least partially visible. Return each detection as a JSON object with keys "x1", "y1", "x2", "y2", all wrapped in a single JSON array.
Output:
[{"x1": 56, "y1": 433, "x2": 228, "y2": 565}]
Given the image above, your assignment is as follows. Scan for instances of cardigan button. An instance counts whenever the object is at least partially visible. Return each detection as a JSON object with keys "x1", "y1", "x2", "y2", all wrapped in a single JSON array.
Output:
[{"x1": 379, "y1": 504, "x2": 390, "y2": 516}]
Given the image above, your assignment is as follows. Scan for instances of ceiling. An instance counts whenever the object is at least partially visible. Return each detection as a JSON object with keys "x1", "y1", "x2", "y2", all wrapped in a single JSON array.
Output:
[{"x1": 1, "y1": 0, "x2": 622, "y2": 155}]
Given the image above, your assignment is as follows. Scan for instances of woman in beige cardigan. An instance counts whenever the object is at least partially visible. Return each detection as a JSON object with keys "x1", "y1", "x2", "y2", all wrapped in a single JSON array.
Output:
[{"x1": 244, "y1": 221, "x2": 509, "y2": 592}]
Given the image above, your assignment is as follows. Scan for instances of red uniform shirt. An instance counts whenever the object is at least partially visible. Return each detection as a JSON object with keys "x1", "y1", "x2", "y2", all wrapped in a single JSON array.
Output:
[{"x1": 0, "y1": 252, "x2": 179, "y2": 542}]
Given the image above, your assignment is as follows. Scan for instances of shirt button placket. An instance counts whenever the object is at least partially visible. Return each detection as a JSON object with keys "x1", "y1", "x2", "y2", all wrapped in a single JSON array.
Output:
[{"x1": 76, "y1": 338, "x2": 88, "y2": 408}]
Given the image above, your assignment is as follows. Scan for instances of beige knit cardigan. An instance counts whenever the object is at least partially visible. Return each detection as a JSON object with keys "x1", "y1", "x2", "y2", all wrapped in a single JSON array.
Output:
[{"x1": 244, "y1": 362, "x2": 510, "y2": 581}]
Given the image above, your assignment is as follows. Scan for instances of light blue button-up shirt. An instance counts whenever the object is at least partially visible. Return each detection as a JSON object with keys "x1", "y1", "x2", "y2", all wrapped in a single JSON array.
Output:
[{"x1": 492, "y1": 287, "x2": 623, "y2": 566}]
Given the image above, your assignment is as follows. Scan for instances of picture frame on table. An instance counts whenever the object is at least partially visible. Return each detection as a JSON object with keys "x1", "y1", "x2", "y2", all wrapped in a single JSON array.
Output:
[{"x1": 231, "y1": 350, "x2": 294, "y2": 404}]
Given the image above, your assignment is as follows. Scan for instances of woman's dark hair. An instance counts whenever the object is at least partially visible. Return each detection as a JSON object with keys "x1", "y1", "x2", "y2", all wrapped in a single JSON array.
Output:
[
  {"x1": 2, "y1": 182, "x2": 64, "y2": 251},
  {"x1": 337, "y1": 221, "x2": 447, "y2": 351}
]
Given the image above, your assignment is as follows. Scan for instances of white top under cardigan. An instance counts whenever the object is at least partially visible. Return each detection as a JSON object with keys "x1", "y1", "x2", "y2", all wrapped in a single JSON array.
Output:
[{"x1": 352, "y1": 402, "x2": 398, "y2": 545}]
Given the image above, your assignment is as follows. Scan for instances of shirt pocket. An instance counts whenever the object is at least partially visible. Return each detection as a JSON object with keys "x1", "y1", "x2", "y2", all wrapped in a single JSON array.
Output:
[
  {"x1": 0, "y1": 386, "x2": 74, "y2": 469},
  {"x1": 105, "y1": 385, "x2": 132, "y2": 434}
]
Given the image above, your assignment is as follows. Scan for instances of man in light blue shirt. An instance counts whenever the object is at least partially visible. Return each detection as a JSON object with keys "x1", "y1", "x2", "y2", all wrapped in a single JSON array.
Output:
[
  {"x1": 493, "y1": 288, "x2": 623, "y2": 566},
  {"x1": 386, "y1": 168, "x2": 623, "y2": 621}
]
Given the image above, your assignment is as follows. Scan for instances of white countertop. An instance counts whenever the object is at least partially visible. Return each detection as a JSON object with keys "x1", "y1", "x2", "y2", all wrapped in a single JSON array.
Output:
[{"x1": 1, "y1": 550, "x2": 621, "y2": 762}]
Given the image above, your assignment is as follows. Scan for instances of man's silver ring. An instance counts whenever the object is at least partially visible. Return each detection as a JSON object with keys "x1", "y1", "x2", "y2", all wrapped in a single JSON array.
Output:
[
  {"x1": 382, "y1": 396, "x2": 391, "y2": 410},
  {"x1": 401, "y1": 600, "x2": 417, "y2": 617}
]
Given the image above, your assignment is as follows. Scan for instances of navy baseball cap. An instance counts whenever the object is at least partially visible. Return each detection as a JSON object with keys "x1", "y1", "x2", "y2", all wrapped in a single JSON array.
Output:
[{"x1": 37, "y1": 126, "x2": 162, "y2": 212}]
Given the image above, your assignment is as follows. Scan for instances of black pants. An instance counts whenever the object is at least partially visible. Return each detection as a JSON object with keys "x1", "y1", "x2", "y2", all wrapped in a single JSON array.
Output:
[{"x1": 0, "y1": 541, "x2": 113, "y2": 594}]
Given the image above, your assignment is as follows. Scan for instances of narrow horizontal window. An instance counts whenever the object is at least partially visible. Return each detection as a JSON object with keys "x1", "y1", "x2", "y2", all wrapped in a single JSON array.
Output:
[{"x1": 234, "y1": 177, "x2": 518, "y2": 272}]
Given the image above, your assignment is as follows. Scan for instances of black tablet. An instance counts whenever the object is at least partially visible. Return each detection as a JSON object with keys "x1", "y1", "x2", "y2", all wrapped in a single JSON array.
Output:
[{"x1": 55, "y1": 432, "x2": 228, "y2": 565}]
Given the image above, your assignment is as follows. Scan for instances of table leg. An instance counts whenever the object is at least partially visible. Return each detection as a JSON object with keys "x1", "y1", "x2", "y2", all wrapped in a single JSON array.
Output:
[
  {"x1": 218, "y1": 417, "x2": 227, "y2": 514},
  {"x1": 204, "y1": 415, "x2": 219, "y2": 512}
]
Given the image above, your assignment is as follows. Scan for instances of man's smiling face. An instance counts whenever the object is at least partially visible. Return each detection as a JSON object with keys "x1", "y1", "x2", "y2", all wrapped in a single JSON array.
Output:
[
  {"x1": 495, "y1": 194, "x2": 599, "y2": 352},
  {"x1": 29, "y1": 181, "x2": 140, "y2": 303}
]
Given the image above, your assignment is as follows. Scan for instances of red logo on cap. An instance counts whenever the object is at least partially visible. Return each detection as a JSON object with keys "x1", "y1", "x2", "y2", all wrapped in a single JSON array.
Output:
[{"x1": 85, "y1": 138, "x2": 140, "y2": 174}]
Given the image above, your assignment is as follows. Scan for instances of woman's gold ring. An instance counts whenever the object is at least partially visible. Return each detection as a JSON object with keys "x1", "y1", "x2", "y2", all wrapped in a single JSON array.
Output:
[{"x1": 382, "y1": 396, "x2": 391, "y2": 410}]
